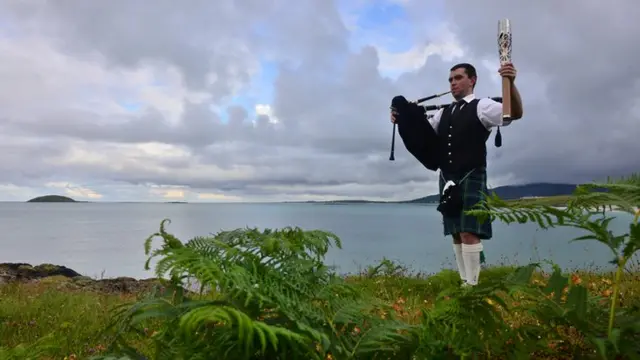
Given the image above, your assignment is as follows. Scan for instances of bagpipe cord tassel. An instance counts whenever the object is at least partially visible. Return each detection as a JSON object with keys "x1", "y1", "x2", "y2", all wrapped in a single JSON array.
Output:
[{"x1": 495, "y1": 126, "x2": 502, "y2": 147}]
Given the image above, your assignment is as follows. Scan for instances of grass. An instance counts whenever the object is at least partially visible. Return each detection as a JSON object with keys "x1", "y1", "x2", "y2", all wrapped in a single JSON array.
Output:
[
  {"x1": 506, "y1": 195, "x2": 620, "y2": 210},
  {"x1": 506, "y1": 195, "x2": 572, "y2": 207},
  {"x1": 0, "y1": 277, "x2": 136, "y2": 358},
  {"x1": 1, "y1": 263, "x2": 639, "y2": 359}
]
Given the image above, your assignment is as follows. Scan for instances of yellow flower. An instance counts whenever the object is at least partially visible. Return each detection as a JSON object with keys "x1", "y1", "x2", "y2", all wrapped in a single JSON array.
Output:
[{"x1": 485, "y1": 298, "x2": 495, "y2": 306}]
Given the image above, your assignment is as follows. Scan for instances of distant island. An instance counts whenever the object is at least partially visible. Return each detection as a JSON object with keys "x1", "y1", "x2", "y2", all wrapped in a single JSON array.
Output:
[
  {"x1": 289, "y1": 183, "x2": 586, "y2": 205},
  {"x1": 402, "y1": 183, "x2": 581, "y2": 204},
  {"x1": 27, "y1": 195, "x2": 77, "y2": 203}
]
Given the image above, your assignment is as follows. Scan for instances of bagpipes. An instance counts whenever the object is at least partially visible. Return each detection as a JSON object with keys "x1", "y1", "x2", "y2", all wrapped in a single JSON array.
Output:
[
  {"x1": 388, "y1": 91, "x2": 448, "y2": 171},
  {"x1": 388, "y1": 93, "x2": 503, "y2": 171}
]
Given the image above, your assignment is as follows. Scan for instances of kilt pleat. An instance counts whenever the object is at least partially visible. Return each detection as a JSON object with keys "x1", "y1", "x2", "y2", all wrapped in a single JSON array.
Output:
[{"x1": 438, "y1": 167, "x2": 493, "y2": 240}]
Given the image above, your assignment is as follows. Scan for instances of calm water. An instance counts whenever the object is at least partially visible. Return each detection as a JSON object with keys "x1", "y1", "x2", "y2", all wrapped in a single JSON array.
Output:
[{"x1": 0, "y1": 202, "x2": 634, "y2": 279}]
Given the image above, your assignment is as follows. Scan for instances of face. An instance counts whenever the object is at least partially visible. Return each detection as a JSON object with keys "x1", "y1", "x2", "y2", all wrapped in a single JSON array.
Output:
[{"x1": 448, "y1": 68, "x2": 475, "y2": 99}]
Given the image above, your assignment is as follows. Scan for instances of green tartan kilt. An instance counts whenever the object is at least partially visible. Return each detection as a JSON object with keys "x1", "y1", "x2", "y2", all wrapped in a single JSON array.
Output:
[{"x1": 438, "y1": 167, "x2": 493, "y2": 240}]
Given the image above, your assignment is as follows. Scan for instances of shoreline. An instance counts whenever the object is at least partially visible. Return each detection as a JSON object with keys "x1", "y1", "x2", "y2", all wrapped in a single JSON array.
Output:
[
  {"x1": 1, "y1": 260, "x2": 631, "y2": 288},
  {"x1": 0, "y1": 263, "x2": 162, "y2": 294}
]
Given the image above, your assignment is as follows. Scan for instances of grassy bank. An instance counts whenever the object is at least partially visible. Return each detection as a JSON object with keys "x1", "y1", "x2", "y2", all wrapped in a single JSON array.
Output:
[
  {"x1": 2, "y1": 263, "x2": 639, "y2": 359},
  {"x1": 506, "y1": 195, "x2": 572, "y2": 207}
]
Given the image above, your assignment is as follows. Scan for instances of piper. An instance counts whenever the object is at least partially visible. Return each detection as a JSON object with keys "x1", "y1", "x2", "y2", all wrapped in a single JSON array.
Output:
[{"x1": 391, "y1": 62, "x2": 523, "y2": 286}]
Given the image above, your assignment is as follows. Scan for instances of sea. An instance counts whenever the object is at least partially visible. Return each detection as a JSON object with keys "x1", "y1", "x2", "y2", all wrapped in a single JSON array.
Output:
[{"x1": 0, "y1": 202, "x2": 635, "y2": 279}]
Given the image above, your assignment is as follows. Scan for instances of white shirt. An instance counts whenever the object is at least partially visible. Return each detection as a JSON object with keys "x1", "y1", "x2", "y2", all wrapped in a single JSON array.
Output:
[{"x1": 427, "y1": 93, "x2": 512, "y2": 133}]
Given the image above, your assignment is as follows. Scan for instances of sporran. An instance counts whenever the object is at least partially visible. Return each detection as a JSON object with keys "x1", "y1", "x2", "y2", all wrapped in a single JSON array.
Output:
[{"x1": 436, "y1": 170, "x2": 475, "y2": 217}]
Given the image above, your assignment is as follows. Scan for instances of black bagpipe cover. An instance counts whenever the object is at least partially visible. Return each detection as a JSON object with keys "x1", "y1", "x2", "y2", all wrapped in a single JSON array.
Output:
[{"x1": 391, "y1": 95, "x2": 440, "y2": 171}]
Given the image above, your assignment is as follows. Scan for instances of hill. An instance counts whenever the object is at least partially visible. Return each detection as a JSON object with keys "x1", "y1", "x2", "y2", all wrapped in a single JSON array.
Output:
[
  {"x1": 403, "y1": 183, "x2": 578, "y2": 204},
  {"x1": 294, "y1": 183, "x2": 582, "y2": 205},
  {"x1": 27, "y1": 195, "x2": 77, "y2": 203}
]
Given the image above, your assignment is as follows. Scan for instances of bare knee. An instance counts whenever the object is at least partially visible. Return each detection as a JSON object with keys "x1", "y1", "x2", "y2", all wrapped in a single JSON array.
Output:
[
  {"x1": 460, "y1": 232, "x2": 481, "y2": 245},
  {"x1": 452, "y1": 233, "x2": 462, "y2": 244}
]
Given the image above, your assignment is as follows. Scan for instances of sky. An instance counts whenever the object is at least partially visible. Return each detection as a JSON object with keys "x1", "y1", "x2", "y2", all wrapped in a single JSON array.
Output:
[{"x1": 0, "y1": 0, "x2": 638, "y2": 203}]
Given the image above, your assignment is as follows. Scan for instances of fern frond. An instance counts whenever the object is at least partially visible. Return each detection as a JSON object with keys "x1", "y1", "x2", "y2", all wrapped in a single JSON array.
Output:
[
  {"x1": 467, "y1": 192, "x2": 580, "y2": 229},
  {"x1": 179, "y1": 304, "x2": 310, "y2": 356}
]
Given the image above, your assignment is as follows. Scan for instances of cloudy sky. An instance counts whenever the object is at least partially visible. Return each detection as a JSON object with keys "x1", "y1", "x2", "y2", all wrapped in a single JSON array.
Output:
[{"x1": 0, "y1": 0, "x2": 638, "y2": 203}]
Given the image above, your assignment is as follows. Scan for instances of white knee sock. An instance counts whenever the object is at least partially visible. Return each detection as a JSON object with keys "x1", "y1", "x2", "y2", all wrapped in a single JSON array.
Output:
[
  {"x1": 462, "y1": 243, "x2": 483, "y2": 285},
  {"x1": 452, "y1": 244, "x2": 466, "y2": 283}
]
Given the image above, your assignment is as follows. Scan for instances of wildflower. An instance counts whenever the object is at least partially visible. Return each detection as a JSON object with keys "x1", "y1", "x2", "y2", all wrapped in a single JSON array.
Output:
[
  {"x1": 485, "y1": 298, "x2": 495, "y2": 306},
  {"x1": 571, "y1": 273, "x2": 582, "y2": 285},
  {"x1": 352, "y1": 326, "x2": 361, "y2": 335},
  {"x1": 379, "y1": 310, "x2": 388, "y2": 319}
]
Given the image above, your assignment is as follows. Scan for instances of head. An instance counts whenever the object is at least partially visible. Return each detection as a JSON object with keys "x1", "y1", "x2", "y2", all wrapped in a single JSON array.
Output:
[{"x1": 449, "y1": 63, "x2": 477, "y2": 100}]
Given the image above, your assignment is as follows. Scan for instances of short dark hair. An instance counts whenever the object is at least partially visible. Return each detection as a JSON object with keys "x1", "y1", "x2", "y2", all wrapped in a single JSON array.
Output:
[{"x1": 450, "y1": 63, "x2": 477, "y2": 88}]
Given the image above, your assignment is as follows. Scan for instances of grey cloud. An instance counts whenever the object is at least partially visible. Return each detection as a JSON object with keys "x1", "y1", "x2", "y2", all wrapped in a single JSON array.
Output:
[
  {"x1": 0, "y1": 0, "x2": 638, "y2": 201},
  {"x1": 0, "y1": 134, "x2": 72, "y2": 185},
  {"x1": 3, "y1": 0, "x2": 268, "y2": 92}
]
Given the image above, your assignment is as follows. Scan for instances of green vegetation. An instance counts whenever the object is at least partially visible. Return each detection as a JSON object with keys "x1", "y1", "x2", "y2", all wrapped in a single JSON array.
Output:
[
  {"x1": 2, "y1": 174, "x2": 639, "y2": 359},
  {"x1": 292, "y1": 183, "x2": 581, "y2": 205},
  {"x1": 404, "y1": 182, "x2": 579, "y2": 204},
  {"x1": 506, "y1": 194, "x2": 572, "y2": 207},
  {"x1": 26, "y1": 195, "x2": 77, "y2": 203}
]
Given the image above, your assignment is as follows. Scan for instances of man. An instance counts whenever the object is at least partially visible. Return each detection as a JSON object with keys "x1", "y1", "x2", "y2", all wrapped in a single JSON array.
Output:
[{"x1": 391, "y1": 62, "x2": 523, "y2": 286}]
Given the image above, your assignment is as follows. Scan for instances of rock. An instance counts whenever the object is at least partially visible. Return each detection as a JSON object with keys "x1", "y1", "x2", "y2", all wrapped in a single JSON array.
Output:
[
  {"x1": 0, "y1": 263, "x2": 81, "y2": 280},
  {"x1": 0, "y1": 262, "x2": 193, "y2": 295}
]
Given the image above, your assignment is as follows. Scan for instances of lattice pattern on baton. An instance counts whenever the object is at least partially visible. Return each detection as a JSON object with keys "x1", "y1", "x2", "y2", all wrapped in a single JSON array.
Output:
[{"x1": 498, "y1": 32, "x2": 512, "y2": 65}]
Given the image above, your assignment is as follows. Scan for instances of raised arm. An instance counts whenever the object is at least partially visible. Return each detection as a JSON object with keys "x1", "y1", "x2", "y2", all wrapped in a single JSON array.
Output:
[{"x1": 499, "y1": 63, "x2": 523, "y2": 120}]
